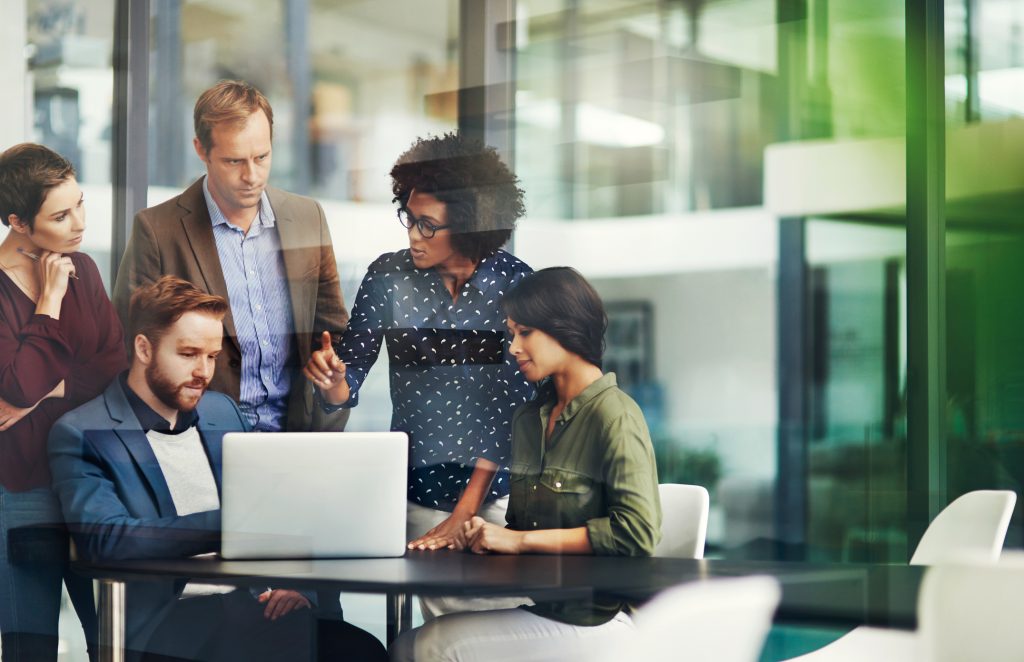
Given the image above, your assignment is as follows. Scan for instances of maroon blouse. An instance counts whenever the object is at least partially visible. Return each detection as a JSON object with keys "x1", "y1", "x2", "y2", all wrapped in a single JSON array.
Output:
[{"x1": 0, "y1": 252, "x2": 127, "y2": 492}]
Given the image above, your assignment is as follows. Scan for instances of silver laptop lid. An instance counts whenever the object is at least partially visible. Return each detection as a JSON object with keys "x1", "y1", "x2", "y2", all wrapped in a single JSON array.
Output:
[{"x1": 220, "y1": 431, "x2": 408, "y2": 559}]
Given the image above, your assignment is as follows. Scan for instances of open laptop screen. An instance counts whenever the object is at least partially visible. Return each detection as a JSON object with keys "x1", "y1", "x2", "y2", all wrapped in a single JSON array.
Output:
[{"x1": 220, "y1": 432, "x2": 408, "y2": 559}]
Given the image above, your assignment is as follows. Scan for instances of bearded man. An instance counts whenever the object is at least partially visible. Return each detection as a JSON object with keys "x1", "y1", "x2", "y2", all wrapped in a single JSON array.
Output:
[{"x1": 47, "y1": 275, "x2": 384, "y2": 662}]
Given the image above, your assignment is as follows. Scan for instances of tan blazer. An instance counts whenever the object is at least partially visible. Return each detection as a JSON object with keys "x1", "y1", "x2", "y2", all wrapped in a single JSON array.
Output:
[{"x1": 112, "y1": 178, "x2": 350, "y2": 432}]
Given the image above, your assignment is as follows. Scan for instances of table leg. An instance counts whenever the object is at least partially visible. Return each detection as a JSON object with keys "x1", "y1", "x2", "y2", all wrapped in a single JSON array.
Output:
[
  {"x1": 98, "y1": 579, "x2": 126, "y2": 662},
  {"x1": 386, "y1": 592, "x2": 413, "y2": 643}
]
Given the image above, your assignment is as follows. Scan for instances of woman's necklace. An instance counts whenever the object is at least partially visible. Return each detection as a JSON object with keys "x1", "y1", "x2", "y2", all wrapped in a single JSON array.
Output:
[{"x1": 0, "y1": 254, "x2": 39, "y2": 301}]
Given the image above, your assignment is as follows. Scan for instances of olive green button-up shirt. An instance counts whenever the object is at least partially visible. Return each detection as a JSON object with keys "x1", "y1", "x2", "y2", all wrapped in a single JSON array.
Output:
[{"x1": 506, "y1": 372, "x2": 662, "y2": 626}]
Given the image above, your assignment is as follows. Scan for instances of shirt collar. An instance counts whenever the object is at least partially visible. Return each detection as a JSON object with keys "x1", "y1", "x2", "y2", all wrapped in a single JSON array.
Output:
[
  {"x1": 119, "y1": 372, "x2": 199, "y2": 434},
  {"x1": 466, "y1": 251, "x2": 505, "y2": 294},
  {"x1": 538, "y1": 372, "x2": 618, "y2": 424},
  {"x1": 201, "y1": 176, "x2": 275, "y2": 234},
  {"x1": 402, "y1": 249, "x2": 504, "y2": 296}
]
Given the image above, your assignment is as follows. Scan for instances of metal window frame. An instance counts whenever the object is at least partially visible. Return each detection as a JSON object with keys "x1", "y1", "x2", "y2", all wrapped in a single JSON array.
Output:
[
  {"x1": 111, "y1": 0, "x2": 150, "y2": 275},
  {"x1": 905, "y1": 0, "x2": 948, "y2": 551}
]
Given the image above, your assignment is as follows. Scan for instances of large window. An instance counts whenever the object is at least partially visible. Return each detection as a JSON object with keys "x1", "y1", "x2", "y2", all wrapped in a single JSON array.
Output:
[
  {"x1": 944, "y1": 0, "x2": 1024, "y2": 549},
  {"x1": 1, "y1": 0, "x2": 117, "y2": 288},
  {"x1": 511, "y1": 0, "x2": 911, "y2": 562},
  {"x1": 1, "y1": 4, "x2": 116, "y2": 658},
  {"x1": 3, "y1": 0, "x2": 1022, "y2": 658}
]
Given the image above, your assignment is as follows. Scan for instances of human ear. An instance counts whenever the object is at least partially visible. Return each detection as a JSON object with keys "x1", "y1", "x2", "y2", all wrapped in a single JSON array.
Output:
[
  {"x1": 134, "y1": 335, "x2": 154, "y2": 365},
  {"x1": 192, "y1": 137, "x2": 208, "y2": 163},
  {"x1": 7, "y1": 214, "x2": 29, "y2": 234}
]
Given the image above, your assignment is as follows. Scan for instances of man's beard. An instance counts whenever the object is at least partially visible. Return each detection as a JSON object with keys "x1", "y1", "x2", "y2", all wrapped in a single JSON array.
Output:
[{"x1": 145, "y1": 361, "x2": 209, "y2": 414}]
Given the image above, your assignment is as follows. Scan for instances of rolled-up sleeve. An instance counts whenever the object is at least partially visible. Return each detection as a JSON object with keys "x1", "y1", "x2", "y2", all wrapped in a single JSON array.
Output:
[{"x1": 586, "y1": 413, "x2": 662, "y2": 556}]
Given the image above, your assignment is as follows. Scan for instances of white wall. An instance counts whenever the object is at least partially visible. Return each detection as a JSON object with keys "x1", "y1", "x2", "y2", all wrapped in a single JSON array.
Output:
[{"x1": 593, "y1": 268, "x2": 778, "y2": 482}]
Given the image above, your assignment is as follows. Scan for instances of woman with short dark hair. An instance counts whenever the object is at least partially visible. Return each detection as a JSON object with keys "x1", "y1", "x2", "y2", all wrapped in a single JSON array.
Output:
[
  {"x1": 390, "y1": 267, "x2": 663, "y2": 662},
  {"x1": 0, "y1": 143, "x2": 126, "y2": 660},
  {"x1": 303, "y1": 133, "x2": 534, "y2": 618}
]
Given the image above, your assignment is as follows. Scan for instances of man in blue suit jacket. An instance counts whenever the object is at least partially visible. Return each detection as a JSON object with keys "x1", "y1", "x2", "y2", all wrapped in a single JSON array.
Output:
[{"x1": 48, "y1": 276, "x2": 384, "y2": 662}]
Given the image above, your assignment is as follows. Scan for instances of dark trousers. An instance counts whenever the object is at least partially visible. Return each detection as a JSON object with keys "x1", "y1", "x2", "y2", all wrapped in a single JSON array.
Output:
[
  {"x1": 1, "y1": 488, "x2": 98, "y2": 662},
  {"x1": 137, "y1": 590, "x2": 385, "y2": 662}
]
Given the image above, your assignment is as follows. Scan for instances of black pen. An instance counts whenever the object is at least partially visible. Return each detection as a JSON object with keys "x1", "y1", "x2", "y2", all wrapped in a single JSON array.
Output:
[{"x1": 16, "y1": 247, "x2": 79, "y2": 279}]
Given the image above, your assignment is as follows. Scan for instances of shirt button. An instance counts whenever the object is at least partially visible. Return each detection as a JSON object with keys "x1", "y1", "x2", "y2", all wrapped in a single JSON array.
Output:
[
  {"x1": 451, "y1": 323, "x2": 457, "y2": 329},
  {"x1": 249, "y1": 269, "x2": 256, "y2": 276},
  {"x1": 555, "y1": 481, "x2": 562, "y2": 488},
  {"x1": 255, "y1": 304, "x2": 262, "y2": 311},
  {"x1": 532, "y1": 484, "x2": 537, "y2": 491},
  {"x1": 532, "y1": 521, "x2": 538, "y2": 527}
]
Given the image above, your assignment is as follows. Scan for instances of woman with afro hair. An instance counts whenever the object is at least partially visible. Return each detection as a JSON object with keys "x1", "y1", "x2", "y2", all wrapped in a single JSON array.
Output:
[{"x1": 303, "y1": 132, "x2": 534, "y2": 617}]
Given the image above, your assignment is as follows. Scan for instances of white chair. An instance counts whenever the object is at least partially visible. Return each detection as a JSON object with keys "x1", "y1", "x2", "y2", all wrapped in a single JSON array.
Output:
[
  {"x1": 909, "y1": 490, "x2": 1016, "y2": 565},
  {"x1": 918, "y1": 551, "x2": 1024, "y2": 662},
  {"x1": 590, "y1": 576, "x2": 781, "y2": 662},
  {"x1": 654, "y1": 483, "x2": 710, "y2": 559},
  {"x1": 785, "y1": 489, "x2": 1017, "y2": 662}
]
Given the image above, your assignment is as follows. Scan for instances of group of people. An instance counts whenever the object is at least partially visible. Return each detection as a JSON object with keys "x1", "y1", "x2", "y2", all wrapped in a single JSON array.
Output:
[{"x1": 0, "y1": 79, "x2": 662, "y2": 662}]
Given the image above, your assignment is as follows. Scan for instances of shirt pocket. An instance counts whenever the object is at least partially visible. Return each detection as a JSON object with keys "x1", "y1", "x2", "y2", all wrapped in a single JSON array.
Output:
[{"x1": 538, "y1": 468, "x2": 598, "y2": 527}]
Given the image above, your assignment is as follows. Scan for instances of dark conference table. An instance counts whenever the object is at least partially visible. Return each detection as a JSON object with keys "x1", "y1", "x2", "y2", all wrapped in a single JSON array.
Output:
[{"x1": 76, "y1": 551, "x2": 923, "y2": 662}]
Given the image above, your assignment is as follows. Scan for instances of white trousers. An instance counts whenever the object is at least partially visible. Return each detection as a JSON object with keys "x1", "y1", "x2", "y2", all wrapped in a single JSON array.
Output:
[
  {"x1": 389, "y1": 608, "x2": 634, "y2": 662},
  {"x1": 406, "y1": 498, "x2": 532, "y2": 621}
]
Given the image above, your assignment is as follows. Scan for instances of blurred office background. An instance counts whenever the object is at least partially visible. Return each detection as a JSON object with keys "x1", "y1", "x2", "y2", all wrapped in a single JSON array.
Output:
[{"x1": 1, "y1": 0, "x2": 1022, "y2": 659}]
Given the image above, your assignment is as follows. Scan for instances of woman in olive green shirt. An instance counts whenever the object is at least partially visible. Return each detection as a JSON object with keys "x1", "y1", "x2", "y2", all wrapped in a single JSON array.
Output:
[{"x1": 390, "y1": 267, "x2": 662, "y2": 662}]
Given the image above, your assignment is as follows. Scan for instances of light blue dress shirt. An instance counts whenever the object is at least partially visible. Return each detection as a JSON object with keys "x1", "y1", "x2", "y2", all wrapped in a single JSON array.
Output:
[{"x1": 202, "y1": 178, "x2": 296, "y2": 431}]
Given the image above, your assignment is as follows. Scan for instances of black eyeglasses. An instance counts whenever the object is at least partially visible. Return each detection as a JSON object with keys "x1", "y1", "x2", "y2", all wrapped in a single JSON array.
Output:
[{"x1": 397, "y1": 207, "x2": 451, "y2": 239}]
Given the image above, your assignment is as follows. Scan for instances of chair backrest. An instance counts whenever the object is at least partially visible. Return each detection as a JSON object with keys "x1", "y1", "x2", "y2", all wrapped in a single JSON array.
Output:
[
  {"x1": 592, "y1": 576, "x2": 780, "y2": 662},
  {"x1": 918, "y1": 553, "x2": 1024, "y2": 662},
  {"x1": 909, "y1": 490, "x2": 1016, "y2": 565},
  {"x1": 654, "y1": 483, "x2": 710, "y2": 559}
]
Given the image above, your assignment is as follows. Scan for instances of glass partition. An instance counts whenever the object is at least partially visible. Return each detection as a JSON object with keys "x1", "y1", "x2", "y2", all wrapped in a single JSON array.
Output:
[
  {"x1": 5, "y1": 0, "x2": 117, "y2": 288},
  {"x1": 512, "y1": 0, "x2": 908, "y2": 564},
  {"x1": 944, "y1": 0, "x2": 1024, "y2": 551},
  {"x1": 1, "y1": 4, "x2": 116, "y2": 659},
  {"x1": 146, "y1": 0, "x2": 461, "y2": 432},
  {"x1": 7, "y1": 0, "x2": 1018, "y2": 658}
]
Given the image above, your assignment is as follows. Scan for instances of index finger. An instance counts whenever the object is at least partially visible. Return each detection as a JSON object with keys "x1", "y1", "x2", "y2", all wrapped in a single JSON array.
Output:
[
  {"x1": 320, "y1": 330, "x2": 333, "y2": 352},
  {"x1": 422, "y1": 535, "x2": 453, "y2": 550}
]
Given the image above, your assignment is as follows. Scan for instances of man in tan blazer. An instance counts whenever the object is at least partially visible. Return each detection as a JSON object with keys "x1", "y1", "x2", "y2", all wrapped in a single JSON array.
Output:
[{"x1": 113, "y1": 80, "x2": 349, "y2": 433}]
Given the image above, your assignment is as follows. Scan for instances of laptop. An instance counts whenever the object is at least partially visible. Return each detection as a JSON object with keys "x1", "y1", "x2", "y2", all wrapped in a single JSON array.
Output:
[{"x1": 220, "y1": 431, "x2": 408, "y2": 559}]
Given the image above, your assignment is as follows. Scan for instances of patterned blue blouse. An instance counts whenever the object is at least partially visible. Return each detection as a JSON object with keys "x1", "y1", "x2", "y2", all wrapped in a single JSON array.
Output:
[{"x1": 334, "y1": 249, "x2": 534, "y2": 511}]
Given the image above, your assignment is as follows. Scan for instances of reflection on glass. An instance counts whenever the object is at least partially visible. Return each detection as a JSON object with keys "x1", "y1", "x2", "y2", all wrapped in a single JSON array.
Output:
[
  {"x1": 26, "y1": 0, "x2": 115, "y2": 287},
  {"x1": 147, "y1": 1, "x2": 460, "y2": 432},
  {"x1": 513, "y1": 0, "x2": 909, "y2": 566},
  {"x1": 944, "y1": 0, "x2": 1024, "y2": 550}
]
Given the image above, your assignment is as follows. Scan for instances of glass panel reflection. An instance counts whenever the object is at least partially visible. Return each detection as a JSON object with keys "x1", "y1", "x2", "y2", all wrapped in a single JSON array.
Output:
[
  {"x1": 513, "y1": 0, "x2": 909, "y2": 566},
  {"x1": 26, "y1": 0, "x2": 115, "y2": 288}
]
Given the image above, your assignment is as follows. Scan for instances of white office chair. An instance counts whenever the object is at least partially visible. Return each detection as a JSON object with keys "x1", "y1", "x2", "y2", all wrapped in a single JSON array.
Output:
[
  {"x1": 589, "y1": 576, "x2": 780, "y2": 662},
  {"x1": 918, "y1": 552, "x2": 1024, "y2": 662},
  {"x1": 654, "y1": 483, "x2": 710, "y2": 559},
  {"x1": 909, "y1": 489, "x2": 1016, "y2": 565},
  {"x1": 785, "y1": 489, "x2": 1017, "y2": 662}
]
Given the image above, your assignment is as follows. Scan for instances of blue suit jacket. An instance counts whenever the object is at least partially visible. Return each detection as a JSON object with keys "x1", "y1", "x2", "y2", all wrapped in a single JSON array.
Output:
[{"x1": 48, "y1": 379, "x2": 248, "y2": 651}]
